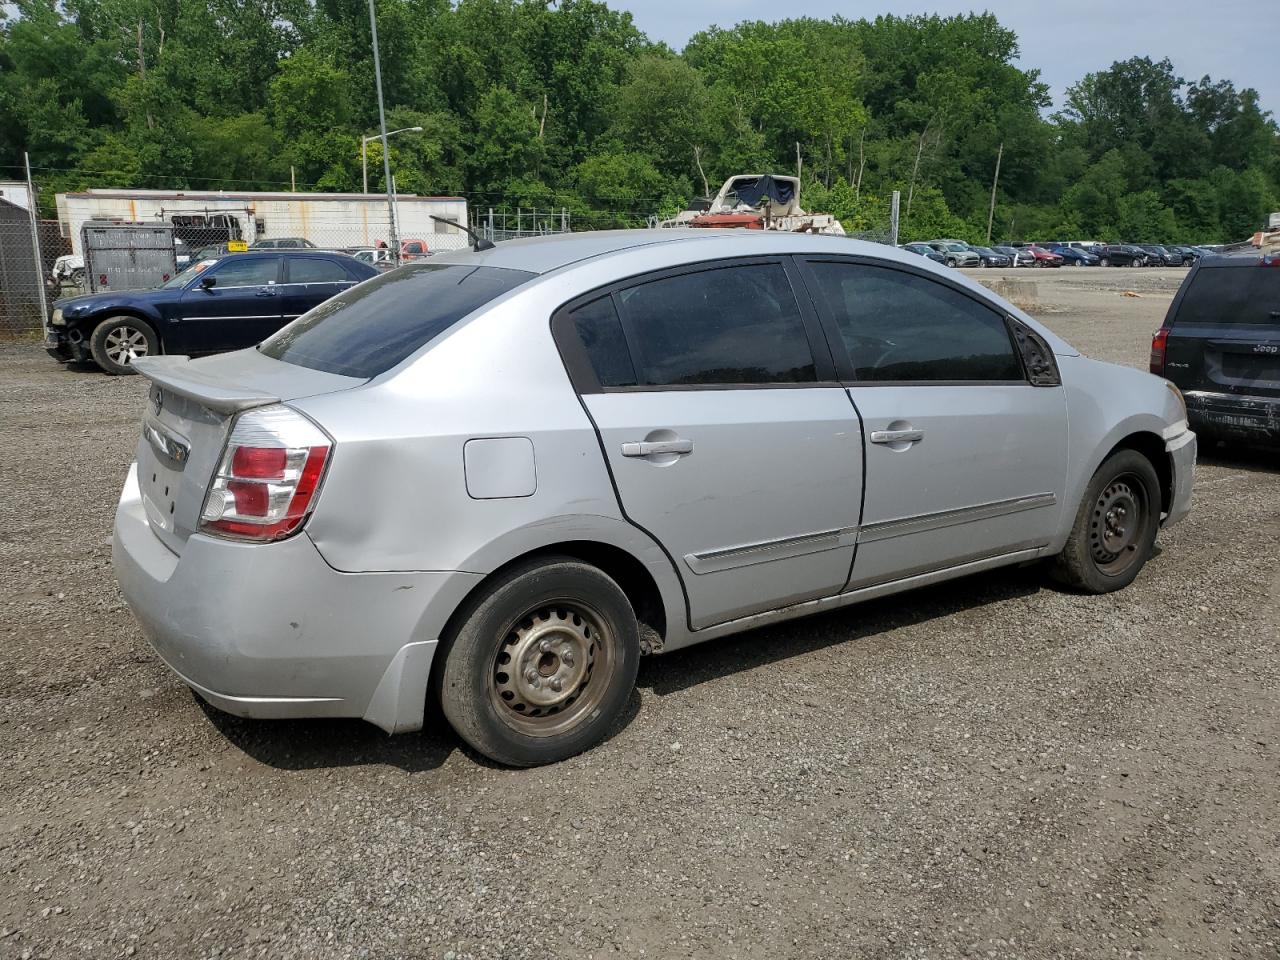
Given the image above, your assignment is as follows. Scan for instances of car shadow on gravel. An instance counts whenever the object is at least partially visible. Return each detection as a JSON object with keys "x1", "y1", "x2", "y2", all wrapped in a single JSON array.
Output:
[
  {"x1": 195, "y1": 685, "x2": 644, "y2": 773},
  {"x1": 1197, "y1": 442, "x2": 1280, "y2": 474},
  {"x1": 638, "y1": 565, "x2": 1046, "y2": 697},
  {"x1": 198, "y1": 701, "x2": 458, "y2": 773}
]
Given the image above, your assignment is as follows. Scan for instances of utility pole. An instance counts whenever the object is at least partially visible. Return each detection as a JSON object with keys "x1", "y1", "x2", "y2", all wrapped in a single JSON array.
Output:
[
  {"x1": 368, "y1": 0, "x2": 398, "y2": 260},
  {"x1": 889, "y1": 190, "x2": 901, "y2": 247},
  {"x1": 795, "y1": 142, "x2": 802, "y2": 180},
  {"x1": 986, "y1": 141, "x2": 1004, "y2": 245},
  {"x1": 24, "y1": 151, "x2": 49, "y2": 333}
]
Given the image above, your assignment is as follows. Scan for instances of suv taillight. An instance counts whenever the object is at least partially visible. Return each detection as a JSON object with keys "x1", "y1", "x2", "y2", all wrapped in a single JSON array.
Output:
[
  {"x1": 1149, "y1": 327, "x2": 1169, "y2": 375},
  {"x1": 199, "y1": 405, "x2": 331, "y2": 541}
]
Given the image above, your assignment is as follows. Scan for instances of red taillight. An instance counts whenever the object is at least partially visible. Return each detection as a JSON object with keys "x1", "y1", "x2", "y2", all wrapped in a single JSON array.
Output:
[
  {"x1": 1149, "y1": 327, "x2": 1169, "y2": 375},
  {"x1": 232, "y1": 445, "x2": 288, "y2": 478},
  {"x1": 200, "y1": 406, "x2": 332, "y2": 542}
]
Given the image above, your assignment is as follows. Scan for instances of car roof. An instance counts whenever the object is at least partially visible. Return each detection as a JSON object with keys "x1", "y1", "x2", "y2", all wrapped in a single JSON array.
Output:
[{"x1": 429, "y1": 228, "x2": 962, "y2": 277}]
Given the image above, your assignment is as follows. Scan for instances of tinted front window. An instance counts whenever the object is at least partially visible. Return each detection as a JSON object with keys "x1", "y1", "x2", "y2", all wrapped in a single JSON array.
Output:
[
  {"x1": 207, "y1": 257, "x2": 279, "y2": 287},
  {"x1": 617, "y1": 264, "x2": 816, "y2": 385},
  {"x1": 1174, "y1": 265, "x2": 1280, "y2": 326},
  {"x1": 259, "y1": 263, "x2": 534, "y2": 378},
  {"x1": 807, "y1": 261, "x2": 1022, "y2": 382},
  {"x1": 288, "y1": 258, "x2": 350, "y2": 283}
]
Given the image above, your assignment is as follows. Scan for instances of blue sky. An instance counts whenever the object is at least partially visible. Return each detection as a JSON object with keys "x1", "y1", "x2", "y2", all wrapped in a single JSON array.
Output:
[{"x1": 615, "y1": 0, "x2": 1278, "y2": 114}]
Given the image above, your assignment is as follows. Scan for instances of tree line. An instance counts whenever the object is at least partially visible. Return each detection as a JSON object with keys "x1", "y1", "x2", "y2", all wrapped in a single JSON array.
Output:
[{"x1": 2, "y1": 0, "x2": 1276, "y2": 243}]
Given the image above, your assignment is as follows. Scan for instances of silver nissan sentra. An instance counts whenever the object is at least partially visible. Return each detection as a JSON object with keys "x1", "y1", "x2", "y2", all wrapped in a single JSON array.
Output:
[{"x1": 114, "y1": 230, "x2": 1195, "y2": 766}]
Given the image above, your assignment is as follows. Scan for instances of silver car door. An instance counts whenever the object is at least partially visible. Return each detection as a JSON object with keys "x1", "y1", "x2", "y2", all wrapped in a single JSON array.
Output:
[
  {"x1": 798, "y1": 257, "x2": 1069, "y2": 589},
  {"x1": 557, "y1": 260, "x2": 863, "y2": 630}
]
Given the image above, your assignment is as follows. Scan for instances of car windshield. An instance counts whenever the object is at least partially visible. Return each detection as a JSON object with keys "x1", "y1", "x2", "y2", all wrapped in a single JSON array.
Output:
[
  {"x1": 259, "y1": 262, "x2": 536, "y2": 378},
  {"x1": 944, "y1": 243, "x2": 966, "y2": 252},
  {"x1": 161, "y1": 258, "x2": 220, "y2": 288}
]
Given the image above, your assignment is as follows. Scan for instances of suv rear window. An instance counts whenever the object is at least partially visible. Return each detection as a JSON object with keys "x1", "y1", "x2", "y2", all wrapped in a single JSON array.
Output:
[
  {"x1": 1174, "y1": 264, "x2": 1280, "y2": 326},
  {"x1": 259, "y1": 263, "x2": 534, "y2": 377}
]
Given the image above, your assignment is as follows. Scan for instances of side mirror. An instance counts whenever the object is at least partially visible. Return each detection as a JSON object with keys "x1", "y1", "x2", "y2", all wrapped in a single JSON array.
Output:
[{"x1": 199, "y1": 275, "x2": 217, "y2": 290}]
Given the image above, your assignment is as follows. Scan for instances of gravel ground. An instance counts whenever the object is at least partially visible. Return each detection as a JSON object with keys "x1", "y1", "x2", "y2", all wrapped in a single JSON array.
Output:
[{"x1": 2, "y1": 268, "x2": 1278, "y2": 960}]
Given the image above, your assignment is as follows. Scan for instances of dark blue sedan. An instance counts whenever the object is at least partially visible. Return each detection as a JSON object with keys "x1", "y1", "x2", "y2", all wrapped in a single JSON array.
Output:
[
  {"x1": 1046, "y1": 244, "x2": 1100, "y2": 267},
  {"x1": 46, "y1": 251, "x2": 379, "y2": 374}
]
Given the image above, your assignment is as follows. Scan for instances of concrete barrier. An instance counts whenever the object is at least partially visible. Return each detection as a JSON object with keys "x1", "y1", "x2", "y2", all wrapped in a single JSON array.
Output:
[{"x1": 976, "y1": 277, "x2": 1039, "y2": 311}]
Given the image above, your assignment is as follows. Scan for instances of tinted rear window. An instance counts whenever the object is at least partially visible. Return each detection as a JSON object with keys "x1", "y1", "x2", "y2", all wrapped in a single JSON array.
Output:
[
  {"x1": 616, "y1": 263, "x2": 817, "y2": 385},
  {"x1": 1174, "y1": 265, "x2": 1280, "y2": 326},
  {"x1": 259, "y1": 263, "x2": 534, "y2": 377}
]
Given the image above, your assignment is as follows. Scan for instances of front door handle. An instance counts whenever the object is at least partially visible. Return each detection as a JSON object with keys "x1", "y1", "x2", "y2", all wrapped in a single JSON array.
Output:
[
  {"x1": 869, "y1": 429, "x2": 924, "y2": 445},
  {"x1": 621, "y1": 439, "x2": 694, "y2": 458},
  {"x1": 256, "y1": 287, "x2": 278, "y2": 297}
]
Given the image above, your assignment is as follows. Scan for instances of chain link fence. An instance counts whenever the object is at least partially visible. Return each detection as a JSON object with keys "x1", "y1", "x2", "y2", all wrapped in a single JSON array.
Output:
[{"x1": 0, "y1": 189, "x2": 902, "y2": 339}]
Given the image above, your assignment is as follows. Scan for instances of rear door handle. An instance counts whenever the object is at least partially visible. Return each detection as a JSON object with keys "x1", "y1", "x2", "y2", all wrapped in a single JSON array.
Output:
[
  {"x1": 256, "y1": 287, "x2": 278, "y2": 297},
  {"x1": 621, "y1": 439, "x2": 694, "y2": 457},
  {"x1": 869, "y1": 429, "x2": 924, "y2": 445}
]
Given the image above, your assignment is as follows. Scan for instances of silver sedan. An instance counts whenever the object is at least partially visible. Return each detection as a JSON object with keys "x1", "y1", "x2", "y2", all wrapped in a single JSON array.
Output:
[{"x1": 114, "y1": 230, "x2": 1195, "y2": 766}]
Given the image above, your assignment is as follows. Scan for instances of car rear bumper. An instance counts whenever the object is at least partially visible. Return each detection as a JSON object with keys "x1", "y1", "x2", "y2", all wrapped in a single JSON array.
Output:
[
  {"x1": 1184, "y1": 390, "x2": 1280, "y2": 447},
  {"x1": 1163, "y1": 428, "x2": 1196, "y2": 528},
  {"x1": 112, "y1": 464, "x2": 482, "y2": 733}
]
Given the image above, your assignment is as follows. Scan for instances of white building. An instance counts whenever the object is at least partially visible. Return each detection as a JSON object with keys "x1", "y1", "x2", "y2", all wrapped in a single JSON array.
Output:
[
  {"x1": 0, "y1": 181, "x2": 34, "y2": 212},
  {"x1": 54, "y1": 189, "x2": 469, "y2": 257}
]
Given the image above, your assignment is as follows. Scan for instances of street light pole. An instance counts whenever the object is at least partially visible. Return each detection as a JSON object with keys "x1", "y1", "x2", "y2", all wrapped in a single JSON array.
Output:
[
  {"x1": 361, "y1": 126, "x2": 422, "y2": 195},
  {"x1": 368, "y1": 0, "x2": 398, "y2": 260}
]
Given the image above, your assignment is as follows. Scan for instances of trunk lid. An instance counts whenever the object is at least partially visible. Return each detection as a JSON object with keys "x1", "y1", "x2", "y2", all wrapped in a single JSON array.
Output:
[
  {"x1": 130, "y1": 349, "x2": 362, "y2": 554},
  {"x1": 1163, "y1": 259, "x2": 1280, "y2": 397}
]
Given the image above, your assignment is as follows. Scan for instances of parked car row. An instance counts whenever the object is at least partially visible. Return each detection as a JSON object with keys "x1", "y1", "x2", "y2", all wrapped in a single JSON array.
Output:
[{"x1": 900, "y1": 238, "x2": 1216, "y2": 269}]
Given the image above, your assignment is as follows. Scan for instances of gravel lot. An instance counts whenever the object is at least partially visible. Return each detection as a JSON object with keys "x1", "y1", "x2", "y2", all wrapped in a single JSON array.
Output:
[{"x1": 2, "y1": 267, "x2": 1278, "y2": 960}]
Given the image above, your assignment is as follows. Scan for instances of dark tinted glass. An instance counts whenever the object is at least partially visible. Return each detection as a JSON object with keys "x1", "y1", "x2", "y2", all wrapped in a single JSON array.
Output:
[
  {"x1": 570, "y1": 296, "x2": 636, "y2": 387},
  {"x1": 808, "y1": 261, "x2": 1021, "y2": 382},
  {"x1": 206, "y1": 256, "x2": 279, "y2": 287},
  {"x1": 1174, "y1": 264, "x2": 1280, "y2": 325},
  {"x1": 288, "y1": 258, "x2": 350, "y2": 284},
  {"x1": 259, "y1": 263, "x2": 535, "y2": 378},
  {"x1": 618, "y1": 264, "x2": 816, "y2": 385}
]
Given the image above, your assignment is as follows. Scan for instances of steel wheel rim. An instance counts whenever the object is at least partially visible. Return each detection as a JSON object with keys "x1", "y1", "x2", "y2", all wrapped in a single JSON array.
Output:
[
  {"x1": 104, "y1": 325, "x2": 149, "y2": 365},
  {"x1": 1089, "y1": 474, "x2": 1147, "y2": 576},
  {"x1": 489, "y1": 600, "x2": 615, "y2": 738}
]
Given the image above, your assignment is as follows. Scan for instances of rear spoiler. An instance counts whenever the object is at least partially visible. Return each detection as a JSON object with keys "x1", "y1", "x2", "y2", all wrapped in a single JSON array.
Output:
[{"x1": 131, "y1": 356, "x2": 281, "y2": 414}]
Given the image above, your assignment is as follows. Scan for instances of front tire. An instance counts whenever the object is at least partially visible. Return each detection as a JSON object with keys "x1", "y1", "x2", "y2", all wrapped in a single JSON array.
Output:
[
  {"x1": 89, "y1": 316, "x2": 158, "y2": 375},
  {"x1": 438, "y1": 557, "x2": 640, "y2": 767},
  {"x1": 1050, "y1": 450, "x2": 1161, "y2": 593}
]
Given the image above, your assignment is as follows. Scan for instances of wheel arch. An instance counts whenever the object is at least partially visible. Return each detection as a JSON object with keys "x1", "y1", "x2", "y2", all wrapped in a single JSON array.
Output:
[
  {"x1": 444, "y1": 532, "x2": 681, "y2": 651},
  {"x1": 79, "y1": 307, "x2": 165, "y2": 349},
  {"x1": 1103, "y1": 430, "x2": 1173, "y2": 516}
]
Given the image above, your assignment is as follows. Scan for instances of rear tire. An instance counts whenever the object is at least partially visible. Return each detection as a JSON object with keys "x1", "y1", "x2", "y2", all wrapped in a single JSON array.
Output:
[
  {"x1": 1050, "y1": 450, "x2": 1161, "y2": 594},
  {"x1": 89, "y1": 316, "x2": 158, "y2": 375},
  {"x1": 437, "y1": 557, "x2": 640, "y2": 767}
]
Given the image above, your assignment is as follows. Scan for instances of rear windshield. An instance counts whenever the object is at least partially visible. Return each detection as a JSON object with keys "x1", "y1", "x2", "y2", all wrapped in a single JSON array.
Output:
[
  {"x1": 1174, "y1": 264, "x2": 1280, "y2": 326},
  {"x1": 259, "y1": 263, "x2": 535, "y2": 377}
]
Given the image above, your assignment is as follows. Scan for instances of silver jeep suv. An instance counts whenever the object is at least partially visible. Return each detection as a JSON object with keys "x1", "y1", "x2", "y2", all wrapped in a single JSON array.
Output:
[{"x1": 114, "y1": 230, "x2": 1195, "y2": 766}]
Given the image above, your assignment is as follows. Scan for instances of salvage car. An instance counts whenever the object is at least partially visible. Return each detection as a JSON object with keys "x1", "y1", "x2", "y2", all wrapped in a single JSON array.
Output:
[
  {"x1": 46, "y1": 251, "x2": 378, "y2": 374},
  {"x1": 902, "y1": 242, "x2": 946, "y2": 264},
  {"x1": 994, "y1": 245, "x2": 1035, "y2": 267},
  {"x1": 971, "y1": 245, "x2": 1012, "y2": 268},
  {"x1": 926, "y1": 241, "x2": 981, "y2": 268},
  {"x1": 1097, "y1": 244, "x2": 1147, "y2": 267},
  {"x1": 1025, "y1": 245, "x2": 1065, "y2": 267},
  {"x1": 1047, "y1": 244, "x2": 1100, "y2": 267},
  {"x1": 1152, "y1": 252, "x2": 1279, "y2": 447},
  {"x1": 113, "y1": 230, "x2": 1195, "y2": 767}
]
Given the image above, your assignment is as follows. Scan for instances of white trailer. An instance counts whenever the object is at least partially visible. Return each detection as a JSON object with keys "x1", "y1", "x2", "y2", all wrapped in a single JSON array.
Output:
[{"x1": 54, "y1": 189, "x2": 469, "y2": 257}]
